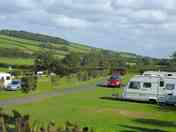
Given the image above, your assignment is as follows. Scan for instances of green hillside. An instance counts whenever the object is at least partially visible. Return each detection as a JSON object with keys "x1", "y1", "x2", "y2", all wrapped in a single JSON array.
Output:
[
  {"x1": 0, "y1": 29, "x2": 143, "y2": 71},
  {"x1": 0, "y1": 30, "x2": 93, "y2": 67}
]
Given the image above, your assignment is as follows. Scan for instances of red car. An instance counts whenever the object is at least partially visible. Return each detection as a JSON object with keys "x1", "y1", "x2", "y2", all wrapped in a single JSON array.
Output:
[{"x1": 107, "y1": 75, "x2": 122, "y2": 87}]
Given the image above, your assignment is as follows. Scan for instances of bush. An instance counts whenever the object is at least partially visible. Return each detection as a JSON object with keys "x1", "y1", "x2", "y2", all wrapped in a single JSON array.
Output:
[
  {"x1": 21, "y1": 76, "x2": 37, "y2": 93},
  {"x1": 77, "y1": 71, "x2": 89, "y2": 81},
  {"x1": 50, "y1": 75, "x2": 60, "y2": 88},
  {"x1": 88, "y1": 70, "x2": 98, "y2": 79}
]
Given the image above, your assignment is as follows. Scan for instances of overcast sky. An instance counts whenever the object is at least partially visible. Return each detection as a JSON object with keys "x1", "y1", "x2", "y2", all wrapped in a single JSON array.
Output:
[{"x1": 0, "y1": 0, "x2": 176, "y2": 58}]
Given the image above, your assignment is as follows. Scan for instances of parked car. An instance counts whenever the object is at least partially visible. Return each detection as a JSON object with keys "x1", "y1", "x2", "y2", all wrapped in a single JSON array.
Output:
[
  {"x1": 107, "y1": 75, "x2": 122, "y2": 87},
  {"x1": 6, "y1": 80, "x2": 22, "y2": 91}
]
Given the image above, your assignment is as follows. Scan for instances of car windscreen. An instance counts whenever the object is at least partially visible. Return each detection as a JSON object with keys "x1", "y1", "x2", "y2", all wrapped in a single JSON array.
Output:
[
  {"x1": 11, "y1": 81, "x2": 20, "y2": 85},
  {"x1": 110, "y1": 76, "x2": 120, "y2": 80}
]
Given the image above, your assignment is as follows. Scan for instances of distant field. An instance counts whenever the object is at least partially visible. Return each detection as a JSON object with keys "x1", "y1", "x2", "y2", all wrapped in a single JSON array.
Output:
[
  {"x1": 0, "y1": 34, "x2": 94, "y2": 67},
  {"x1": 0, "y1": 35, "x2": 92, "y2": 55},
  {"x1": 0, "y1": 57, "x2": 34, "y2": 65}
]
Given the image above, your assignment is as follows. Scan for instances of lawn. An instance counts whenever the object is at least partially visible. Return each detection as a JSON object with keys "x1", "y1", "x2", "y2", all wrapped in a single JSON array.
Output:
[
  {"x1": 0, "y1": 76, "x2": 104, "y2": 100},
  {"x1": 0, "y1": 57, "x2": 34, "y2": 65},
  {"x1": 0, "y1": 76, "x2": 53, "y2": 100},
  {"x1": 4, "y1": 74, "x2": 176, "y2": 132}
]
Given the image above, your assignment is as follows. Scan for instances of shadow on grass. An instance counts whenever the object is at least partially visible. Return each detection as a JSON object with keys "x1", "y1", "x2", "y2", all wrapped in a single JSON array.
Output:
[
  {"x1": 156, "y1": 105, "x2": 176, "y2": 112},
  {"x1": 119, "y1": 125, "x2": 168, "y2": 132},
  {"x1": 134, "y1": 118, "x2": 176, "y2": 128},
  {"x1": 96, "y1": 84, "x2": 121, "y2": 89},
  {"x1": 100, "y1": 96, "x2": 151, "y2": 104}
]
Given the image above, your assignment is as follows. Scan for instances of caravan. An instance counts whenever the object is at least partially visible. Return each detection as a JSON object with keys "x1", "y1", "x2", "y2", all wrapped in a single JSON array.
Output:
[
  {"x1": 143, "y1": 71, "x2": 176, "y2": 78},
  {"x1": 122, "y1": 74, "x2": 176, "y2": 103},
  {"x1": 0, "y1": 73, "x2": 12, "y2": 88}
]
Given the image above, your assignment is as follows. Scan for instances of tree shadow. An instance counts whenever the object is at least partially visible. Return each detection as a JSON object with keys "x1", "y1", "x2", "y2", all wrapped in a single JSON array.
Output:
[
  {"x1": 119, "y1": 125, "x2": 168, "y2": 132},
  {"x1": 134, "y1": 118, "x2": 176, "y2": 128},
  {"x1": 100, "y1": 96, "x2": 150, "y2": 104},
  {"x1": 156, "y1": 105, "x2": 176, "y2": 112},
  {"x1": 97, "y1": 84, "x2": 122, "y2": 89}
]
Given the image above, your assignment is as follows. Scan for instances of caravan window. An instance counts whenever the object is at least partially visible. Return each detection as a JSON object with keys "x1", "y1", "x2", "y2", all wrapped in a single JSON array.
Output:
[
  {"x1": 168, "y1": 74, "x2": 173, "y2": 77},
  {"x1": 160, "y1": 81, "x2": 164, "y2": 87},
  {"x1": 166, "y1": 84, "x2": 175, "y2": 90},
  {"x1": 129, "y1": 81, "x2": 140, "y2": 89},
  {"x1": 143, "y1": 82, "x2": 152, "y2": 88}
]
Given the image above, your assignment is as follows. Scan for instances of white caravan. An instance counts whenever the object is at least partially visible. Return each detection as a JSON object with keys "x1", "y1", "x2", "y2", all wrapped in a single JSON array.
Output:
[
  {"x1": 143, "y1": 71, "x2": 176, "y2": 77},
  {"x1": 122, "y1": 75, "x2": 176, "y2": 102},
  {"x1": 0, "y1": 73, "x2": 12, "y2": 88}
]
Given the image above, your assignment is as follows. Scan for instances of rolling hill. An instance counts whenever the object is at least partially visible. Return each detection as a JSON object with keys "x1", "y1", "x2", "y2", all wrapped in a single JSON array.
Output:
[{"x1": 0, "y1": 29, "x2": 141, "y2": 71}]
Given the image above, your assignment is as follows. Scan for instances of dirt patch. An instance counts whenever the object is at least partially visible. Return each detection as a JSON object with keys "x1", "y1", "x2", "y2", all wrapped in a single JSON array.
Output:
[{"x1": 81, "y1": 107, "x2": 151, "y2": 118}]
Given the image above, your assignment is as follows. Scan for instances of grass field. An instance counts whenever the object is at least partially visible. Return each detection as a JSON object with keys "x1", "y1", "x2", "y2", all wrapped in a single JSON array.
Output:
[
  {"x1": 0, "y1": 57, "x2": 34, "y2": 65},
  {"x1": 0, "y1": 76, "x2": 53, "y2": 100},
  {"x1": 0, "y1": 34, "x2": 93, "y2": 67},
  {"x1": 3, "y1": 74, "x2": 176, "y2": 132},
  {"x1": 0, "y1": 35, "x2": 92, "y2": 56},
  {"x1": 0, "y1": 76, "x2": 104, "y2": 100}
]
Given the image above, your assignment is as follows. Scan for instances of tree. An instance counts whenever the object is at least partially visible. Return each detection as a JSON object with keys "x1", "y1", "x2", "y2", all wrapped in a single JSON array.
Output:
[
  {"x1": 172, "y1": 51, "x2": 176, "y2": 62},
  {"x1": 62, "y1": 52, "x2": 81, "y2": 68},
  {"x1": 34, "y1": 51, "x2": 55, "y2": 73}
]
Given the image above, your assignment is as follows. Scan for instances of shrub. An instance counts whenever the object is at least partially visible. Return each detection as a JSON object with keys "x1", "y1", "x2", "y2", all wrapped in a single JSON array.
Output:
[
  {"x1": 21, "y1": 76, "x2": 37, "y2": 93},
  {"x1": 77, "y1": 71, "x2": 89, "y2": 81},
  {"x1": 88, "y1": 70, "x2": 98, "y2": 79},
  {"x1": 50, "y1": 75, "x2": 60, "y2": 88}
]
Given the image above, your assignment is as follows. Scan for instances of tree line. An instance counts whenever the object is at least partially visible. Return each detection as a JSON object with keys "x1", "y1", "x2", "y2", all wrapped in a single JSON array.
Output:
[{"x1": 0, "y1": 30, "x2": 69, "y2": 45}]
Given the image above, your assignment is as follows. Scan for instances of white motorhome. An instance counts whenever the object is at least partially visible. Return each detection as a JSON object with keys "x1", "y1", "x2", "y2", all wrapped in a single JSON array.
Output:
[
  {"x1": 143, "y1": 71, "x2": 176, "y2": 77},
  {"x1": 122, "y1": 75, "x2": 176, "y2": 103},
  {"x1": 0, "y1": 73, "x2": 12, "y2": 88}
]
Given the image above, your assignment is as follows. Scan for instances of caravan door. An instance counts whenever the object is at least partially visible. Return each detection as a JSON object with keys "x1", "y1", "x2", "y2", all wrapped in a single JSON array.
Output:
[
  {"x1": 139, "y1": 81, "x2": 159, "y2": 101},
  {"x1": 124, "y1": 81, "x2": 142, "y2": 100}
]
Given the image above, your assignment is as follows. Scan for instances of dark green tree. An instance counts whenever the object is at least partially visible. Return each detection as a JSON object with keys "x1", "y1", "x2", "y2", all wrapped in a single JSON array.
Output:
[
  {"x1": 34, "y1": 51, "x2": 55, "y2": 73},
  {"x1": 62, "y1": 52, "x2": 81, "y2": 68}
]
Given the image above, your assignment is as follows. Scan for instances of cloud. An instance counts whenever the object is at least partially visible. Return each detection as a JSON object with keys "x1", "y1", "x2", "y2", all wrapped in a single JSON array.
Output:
[
  {"x1": 111, "y1": 0, "x2": 176, "y2": 11},
  {"x1": 52, "y1": 15, "x2": 93, "y2": 29},
  {"x1": 131, "y1": 9, "x2": 168, "y2": 24},
  {"x1": 0, "y1": 0, "x2": 176, "y2": 57}
]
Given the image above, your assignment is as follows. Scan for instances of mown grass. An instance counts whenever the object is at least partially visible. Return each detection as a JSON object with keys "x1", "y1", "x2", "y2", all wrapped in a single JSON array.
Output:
[
  {"x1": 0, "y1": 76, "x2": 53, "y2": 100},
  {"x1": 0, "y1": 57, "x2": 34, "y2": 65},
  {"x1": 0, "y1": 75, "x2": 104, "y2": 100},
  {"x1": 4, "y1": 73, "x2": 176, "y2": 132},
  {"x1": 5, "y1": 88, "x2": 176, "y2": 132}
]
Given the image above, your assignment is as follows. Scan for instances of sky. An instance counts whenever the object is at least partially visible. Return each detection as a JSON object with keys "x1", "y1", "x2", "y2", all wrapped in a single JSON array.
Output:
[{"x1": 0, "y1": 0, "x2": 176, "y2": 58}]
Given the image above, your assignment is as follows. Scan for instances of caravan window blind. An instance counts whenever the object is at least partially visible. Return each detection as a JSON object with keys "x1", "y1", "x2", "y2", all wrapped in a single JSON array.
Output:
[{"x1": 143, "y1": 82, "x2": 152, "y2": 88}]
